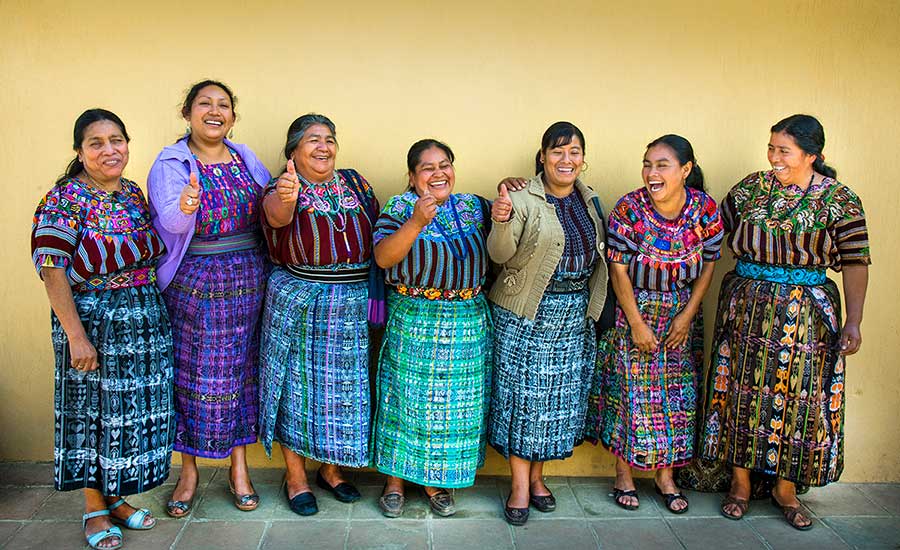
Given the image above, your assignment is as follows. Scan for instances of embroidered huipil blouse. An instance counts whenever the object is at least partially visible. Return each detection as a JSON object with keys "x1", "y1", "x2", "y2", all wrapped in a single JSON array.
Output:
[
  {"x1": 607, "y1": 186, "x2": 723, "y2": 291},
  {"x1": 546, "y1": 191, "x2": 598, "y2": 279},
  {"x1": 374, "y1": 192, "x2": 491, "y2": 291},
  {"x1": 193, "y1": 149, "x2": 262, "y2": 238},
  {"x1": 262, "y1": 169, "x2": 376, "y2": 267},
  {"x1": 722, "y1": 171, "x2": 871, "y2": 269},
  {"x1": 31, "y1": 178, "x2": 165, "y2": 286}
]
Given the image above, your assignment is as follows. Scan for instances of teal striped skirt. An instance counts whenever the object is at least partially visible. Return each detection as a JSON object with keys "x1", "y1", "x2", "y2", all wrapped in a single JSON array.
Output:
[{"x1": 373, "y1": 290, "x2": 491, "y2": 488}]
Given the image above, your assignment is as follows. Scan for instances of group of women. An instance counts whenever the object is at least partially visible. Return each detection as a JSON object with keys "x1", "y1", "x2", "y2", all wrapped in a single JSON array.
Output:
[{"x1": 31, "y1": 78, "x2": 870, "y2": 549}]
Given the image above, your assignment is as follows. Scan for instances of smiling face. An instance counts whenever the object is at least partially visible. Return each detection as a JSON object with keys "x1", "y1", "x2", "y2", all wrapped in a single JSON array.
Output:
[
  {"x1": 767, "y1": 131, "x2": 816, "y2": 186},
  {"x1": 289, "y1": 123, "x2": 337, "y2": 183},
  {"x1": 409, "y1": 146, "x2": 455, "y2": 204},
  {"x1": 77, "y1": 120, "x2": 129, "y2": 185},
  {"x1": 541, "y1": 135, "x2": 584, "y2": 189},
  {"x1": 186, "y1": 85, "x2": 235, "y2": 143},
  {"x1": 642, "y1": 143, "x2": 690, "y2": 204}
]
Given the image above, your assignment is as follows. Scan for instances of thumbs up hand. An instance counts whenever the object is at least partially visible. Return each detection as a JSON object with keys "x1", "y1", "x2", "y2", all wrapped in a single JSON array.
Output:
[
  {"x1": 412, "y1": 190, "x2": 437, "y2": 229},
  {"x1": 180, "y1": 172, "x2": 201, "y2": 214},
  {"x1": 276, "y1": 159, "x2": 300, "y2": 204},
  {"x1": 491, "y1": 183, "x2": 513, "y2": 222}
]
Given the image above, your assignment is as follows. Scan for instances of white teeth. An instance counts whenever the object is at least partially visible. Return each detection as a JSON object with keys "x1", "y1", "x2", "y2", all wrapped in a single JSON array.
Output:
[
  {"x1": 773, "y1": 166, "x2": 785, "y2": 172},
  {"x1": 430, "y1": 181, "x2": 447, "y2": 186},
  {"x1": 205, "y1": 120, "x2": 223, "y2": 126},
  {"x1": 558, "y1": 168, "x2": 573, "y2": 173}
]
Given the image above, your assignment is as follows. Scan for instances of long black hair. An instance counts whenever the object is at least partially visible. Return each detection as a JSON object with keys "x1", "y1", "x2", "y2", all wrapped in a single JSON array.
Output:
[
  {"x1": 55, "y1": 108, "x2": 130, "y2": 186},
  {"x1": 535, "y1": 121, "x2": 585, "y2": 175},
  {"x1": 646, "y1": 134, "x2": 705, "y2": 191},
  {"x1": 770, "y1": 114, "x2": 836, "y2": 178}
]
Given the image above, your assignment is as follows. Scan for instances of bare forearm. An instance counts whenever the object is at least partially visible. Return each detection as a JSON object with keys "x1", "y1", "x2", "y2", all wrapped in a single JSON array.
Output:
[
  {"x1": 841, "y1": 264, "x2": 868, "y2": 325},
  {"x1": 263, "y1": 194, "x2": 296, "y2": 228},
  {"x1": 42, "y1": 268, "x2": 87, "y2": 342},
  {"x1": 374, "y1": 220, "x2": 424, "y2": 269}
]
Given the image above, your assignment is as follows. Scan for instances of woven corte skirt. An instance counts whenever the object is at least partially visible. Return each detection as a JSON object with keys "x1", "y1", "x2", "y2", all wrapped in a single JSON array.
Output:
[
  {"x1": 52, "y1": 283, "x2": 174, "y2": 495},
  {"x1": 586, "y1": 287, "x2": 703, "y2": 470},
  {"x1": 488, "y1": 289, "x2": 596, "y2": 461},
  {"x1": 373, "y1": 291, "x2": 491, "y2": 488},
  {"x1": 699, "y1": 272, "x2": 846, "y2": 487},
  {"x1": 163, "y1": 248, "x2": 267, "y2": 458},
  {"x1": 258, "y1": 268, "x2": 370, "y2": 467}
]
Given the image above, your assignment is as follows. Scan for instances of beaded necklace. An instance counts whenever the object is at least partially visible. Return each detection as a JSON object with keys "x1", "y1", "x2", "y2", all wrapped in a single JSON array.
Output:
[{"x1": 298, "y1": 171, "x2": 352, "y2": 255}]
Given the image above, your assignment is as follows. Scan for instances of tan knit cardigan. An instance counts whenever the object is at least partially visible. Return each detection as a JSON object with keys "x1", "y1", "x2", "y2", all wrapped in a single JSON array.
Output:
[{"x1": 487, "y1": 175, "x2": 608, "y2": 321}]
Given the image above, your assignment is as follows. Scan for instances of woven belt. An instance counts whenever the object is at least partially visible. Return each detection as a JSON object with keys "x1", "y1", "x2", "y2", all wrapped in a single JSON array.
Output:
[
  {"x1": 735, "y1": 259, "x2": 827, "y2": 286},
  {"x1": 283, "y1": 263, "x2": 369, "y2": 284},
  {"x1": 187, "y1": 232, "x2": 260, "y2": 256},
  {"x1": 394, "y1": 284, "x2": 481, "y2": 301},
  {"x1": 545, "y1": 277, "x2": 589, "y2": 294},
  {"x1": 74, "y1": 266, "x2": 157, "y2": 292}
]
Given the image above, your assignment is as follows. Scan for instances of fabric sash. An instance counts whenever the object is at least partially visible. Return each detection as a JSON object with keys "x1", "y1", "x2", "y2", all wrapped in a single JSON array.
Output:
[
  {"x1": 187, "y1": 232, "x2": 260, "y2": 256},
  {"x1": 735, "y1": 259, "x2": 827, "y2": 286}
]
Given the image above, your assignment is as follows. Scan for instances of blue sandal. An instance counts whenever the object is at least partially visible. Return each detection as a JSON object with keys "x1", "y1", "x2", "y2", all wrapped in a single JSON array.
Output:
[
  {"x1": 108, "y1": 498, "x2": 156, "y2": 530},
  {"x1": 83, "y1": 509, "x2": 123, "y2": 550}
]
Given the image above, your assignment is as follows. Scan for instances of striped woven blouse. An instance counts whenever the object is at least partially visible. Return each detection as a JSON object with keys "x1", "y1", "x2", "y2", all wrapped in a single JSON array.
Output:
[
  {"x1": 374, "y1": 192, "x2": 490, "y2": 290},
  {"x1": 546, "y1": 191, "x2": 598, "y2": 278},
  {"x1": 262, "y1": 168, "x2": 375, "y2": 267},
  {"x1": 607, "y1": 186, "x2": 723, "y2": 291},
  {"x1": 31, "y1": 177, "x2": 165, "y2": 285},
  {"x1": 723, "y1": 171, "x2": 871, "y2": 269}
]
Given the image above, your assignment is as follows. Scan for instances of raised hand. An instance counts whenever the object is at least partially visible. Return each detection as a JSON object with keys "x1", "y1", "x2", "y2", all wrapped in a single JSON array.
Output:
[
  {"x1": 276, "y1": 159, "x2": 300, "y2": 204},
  {"x1": 492, "y1": 183, "x2": 513, "y2": 222},
  {"x1": 412, "y1": 191, "x2": 437, "y2": 228},
  {"x1": 498, "y1": 177, "x2": 528, "y2": 192},
  {"x1": 179, "y1": 172, "x2": 201, "y2": 214}
]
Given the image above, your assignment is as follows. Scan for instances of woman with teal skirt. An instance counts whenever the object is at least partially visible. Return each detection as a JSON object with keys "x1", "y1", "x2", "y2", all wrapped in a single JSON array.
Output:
[{"x1": 372, "y1": 139, "x2": 492, "y2": 518}]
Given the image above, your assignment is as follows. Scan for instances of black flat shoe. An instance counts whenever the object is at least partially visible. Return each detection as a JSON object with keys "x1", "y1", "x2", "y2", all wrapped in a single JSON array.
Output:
[
  {"x1": 504, "y1": 496, "x2": 529, "y2": 526},
  {"x1": 315, "y1": 469, "x2": 361, "y2": 503},
  {"x1": 529, "y1": 491, "x2": 556, "y2": 513},
  {"x1": 285, "y1": 486, "x2": 318, "y2": 516}
]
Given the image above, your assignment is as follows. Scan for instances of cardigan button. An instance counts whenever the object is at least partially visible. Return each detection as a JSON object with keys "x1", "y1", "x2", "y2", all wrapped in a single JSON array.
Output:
[{"x1": 599, "y1": 242, "x2": 605, "y2": 250}]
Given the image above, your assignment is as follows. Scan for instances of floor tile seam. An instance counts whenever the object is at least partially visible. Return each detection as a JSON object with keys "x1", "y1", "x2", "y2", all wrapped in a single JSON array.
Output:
[
  {"x1": 819, "y1": 516, "x2": 869, "y2": 549},
  {"x1": 655, "y1": 511, "x2": 690, "y2": 550},
  {"x1": 168, "y1": 514, "x2": 193, "y2": 550},
  {"x1": 255, "y1": 520, "x2": 272, "y2": 550},
  {"x1": 26, "y1": 488, "x2": 55, "y2": 521},
  {"x1": 741, "y1": 512, "x2": 777, "y2": 550},
  {"x1": 342, "y1": 517, "x2": 351, "y2": 550},
  {"x1": 839, "y1": 483, "x2": 894, "y2": 516},
  {"x1": 0, "y1": 521, "x2": 25, "y2": 549}
]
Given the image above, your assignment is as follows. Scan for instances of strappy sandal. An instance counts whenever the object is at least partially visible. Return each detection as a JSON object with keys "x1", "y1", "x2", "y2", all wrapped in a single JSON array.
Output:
[
  {"x1": 771, "y1": 496, "x2": 814, "y2": 531},
  {"x1": 720, "y1": 494, "x2": 749, "y2": 520},
  {"x1": 83, "y1": 509, "x2": 123, "y2": 550},
  {"x1": 654, "y1": 485, "x2": 689, "y2": 514},
  {"x1": 228, "y1": 467, "x2": 260, "y2": 512},
  {"x1": 108, "y1": 498, "x2": 155, "y2": 529},
  {"x1": 166, "y1": 477, "x2": 196, "y2": 518},
  {"x1": 611, "y1": 487, "x2": 639, "y2": 510}
]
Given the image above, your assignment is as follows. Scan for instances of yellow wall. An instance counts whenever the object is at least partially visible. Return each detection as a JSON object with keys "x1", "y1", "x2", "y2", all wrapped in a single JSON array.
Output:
[{"x1": 2, "y1": 0, "x2": 898, "y2": 481}]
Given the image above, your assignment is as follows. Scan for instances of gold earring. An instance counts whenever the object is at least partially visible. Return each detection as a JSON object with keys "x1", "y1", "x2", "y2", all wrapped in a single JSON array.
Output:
[
  {"x1": 228, "y1": 129, "x2": 234, "y2": 139},
  {"x1": 581, "y1": 162, "x2": 589, "y2": 173}
]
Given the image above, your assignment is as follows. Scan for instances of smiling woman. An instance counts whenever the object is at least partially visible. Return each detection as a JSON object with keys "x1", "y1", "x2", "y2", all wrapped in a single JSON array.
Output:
[
  {"x1": 147, "y1": 80, "x2": 272, "y2": 518},
  {"x1": 31, "y1": 109, "x2": 174, "y2": 549}
]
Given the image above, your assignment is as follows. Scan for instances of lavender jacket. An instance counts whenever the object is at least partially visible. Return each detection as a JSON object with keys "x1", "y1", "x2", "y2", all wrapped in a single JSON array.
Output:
[{"x1": 147, "y1": 137, "x2": 272, "y2": 291}]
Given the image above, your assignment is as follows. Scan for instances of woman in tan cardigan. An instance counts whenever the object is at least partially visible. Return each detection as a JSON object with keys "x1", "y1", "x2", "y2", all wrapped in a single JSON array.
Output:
[{"x1": 487, "y1": 121, "x2": 608, "y2": 525}]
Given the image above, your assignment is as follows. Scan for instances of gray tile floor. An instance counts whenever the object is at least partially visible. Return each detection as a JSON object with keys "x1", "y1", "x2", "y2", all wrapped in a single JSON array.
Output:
[{"x1": 1, "y1": 463, "x2": 898, "y2": 549}]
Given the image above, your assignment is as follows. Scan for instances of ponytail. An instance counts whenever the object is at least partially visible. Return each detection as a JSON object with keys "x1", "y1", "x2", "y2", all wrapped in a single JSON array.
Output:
[{"x1": 685, "y1": 163, "x2": 705, "y2": 191}]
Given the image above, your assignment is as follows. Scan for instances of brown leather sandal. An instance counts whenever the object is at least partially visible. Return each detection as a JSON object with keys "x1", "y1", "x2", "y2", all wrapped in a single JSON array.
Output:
[
  {"x1": 720, "y1": 494, "x2": 749, "y2": 520},
  {"x1": 771, "y1": 496, "x2": 813, "y2": 530}
]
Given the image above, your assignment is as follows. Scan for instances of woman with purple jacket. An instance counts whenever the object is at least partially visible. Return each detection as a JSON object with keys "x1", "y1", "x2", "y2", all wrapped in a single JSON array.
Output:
[{"x1": 147, "y1": 80, "x2": 271, "y2": 517}]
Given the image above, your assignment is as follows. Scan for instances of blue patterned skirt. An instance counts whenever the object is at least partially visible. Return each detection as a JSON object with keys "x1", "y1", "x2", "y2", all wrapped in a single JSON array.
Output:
[
  {"x1": 52, "y1": 284, "x2": 175, "y2": 495},
  {"x1": 258, "y1": 268, "x2": 370, "y2": 467},
  {"x1": 488, "y1": 289, "x2": 596, "y2": 461},
  {"x1": 373, "y1": 291, "x2": 491, "y2": 488}
]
